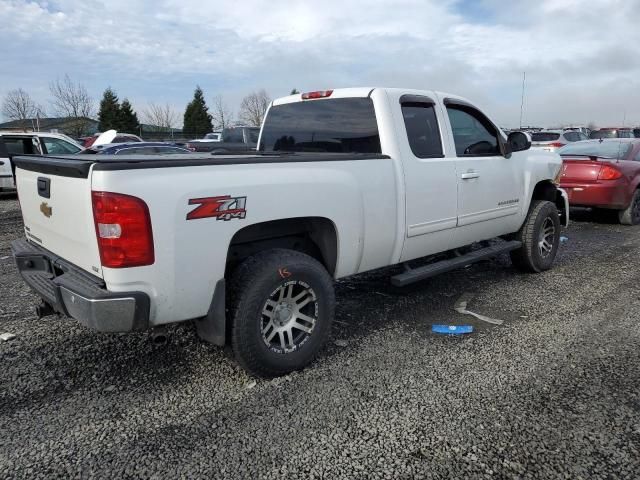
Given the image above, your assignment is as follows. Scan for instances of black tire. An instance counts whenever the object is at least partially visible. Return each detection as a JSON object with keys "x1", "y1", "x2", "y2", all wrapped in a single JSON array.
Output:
[
  {"x1": 618, "y1": 189, "x2": 640, "y2": 225},
  {"x1": 510, "y1": 200, "x2": 561, "y2": 273},
  {"x1": 228, "y1": 249, "x2": 335, "y2": 377}
]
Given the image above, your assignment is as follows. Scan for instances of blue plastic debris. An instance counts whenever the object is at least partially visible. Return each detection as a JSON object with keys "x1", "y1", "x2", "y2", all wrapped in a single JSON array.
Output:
[
  {"x1": 560, "y1": 236, "x2": 569, "y2": 244},
  {"x1": 431, "y1": 324, "x2": 474, "y2": 335}
]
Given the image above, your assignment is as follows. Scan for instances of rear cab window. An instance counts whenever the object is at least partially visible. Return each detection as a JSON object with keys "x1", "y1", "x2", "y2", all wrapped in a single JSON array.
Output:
[
  {"x1": 400, "y1": 98, "x2": 443, "y2": 158},
  {"x1": 259, "y1": 98, "x2": 381, "y2": 154},
  {"x1": 1, "y1": 137, "x2": 40, "y2": 155}
]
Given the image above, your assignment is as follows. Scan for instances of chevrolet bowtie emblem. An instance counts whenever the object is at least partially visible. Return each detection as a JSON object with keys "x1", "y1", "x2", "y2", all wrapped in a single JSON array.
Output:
[{"x1": 40, "y1": 202, "x2": 52, "y2": 218}]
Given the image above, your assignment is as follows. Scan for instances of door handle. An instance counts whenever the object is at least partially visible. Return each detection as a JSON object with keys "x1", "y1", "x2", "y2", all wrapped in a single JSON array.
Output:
[{"x1": 461, "y1": 171, "x2": 480, "y2": 180}]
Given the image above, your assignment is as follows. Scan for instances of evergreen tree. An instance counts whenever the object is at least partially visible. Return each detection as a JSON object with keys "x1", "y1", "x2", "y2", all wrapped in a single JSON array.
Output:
[
  {"x1": 183, "y1": 86, "x2": 213, "y2": 137},
  {"x1": 98, "y1": 87, "x2": 120, "y2": 131},
  {"x1": 117, "y1": 99, "x2": 140, "y2": 134},
  {"x1": 290, "y1": 88, "x2": 300, "y2": 95}
]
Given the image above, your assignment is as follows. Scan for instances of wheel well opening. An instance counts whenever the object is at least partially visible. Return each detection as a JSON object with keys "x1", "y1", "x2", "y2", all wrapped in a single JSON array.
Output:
[
  {"x1": 531, "y1": 180, "x2": 557, "y2": 203},
  {"x1": 225, "y1": 217, "x2": 338, "y2": 278}
]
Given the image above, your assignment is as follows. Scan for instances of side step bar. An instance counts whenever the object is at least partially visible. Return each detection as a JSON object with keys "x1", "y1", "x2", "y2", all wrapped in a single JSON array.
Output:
[{"x1": 391, "y1": 240, "x2": 522, "y2": 287}]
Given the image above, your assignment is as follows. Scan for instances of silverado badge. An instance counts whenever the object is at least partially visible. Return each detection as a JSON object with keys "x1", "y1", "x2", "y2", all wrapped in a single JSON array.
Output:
[{"x1": 40, "y1": 202, "x2": 52, "y2": 218}]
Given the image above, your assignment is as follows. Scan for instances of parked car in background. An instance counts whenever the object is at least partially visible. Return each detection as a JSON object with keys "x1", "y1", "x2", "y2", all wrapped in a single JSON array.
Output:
[
  {"x1": 0, "y1": 132, "x2": 82, "y2": 190},
  {"x1": 564, "y1": 126, "x2": 591, "y2": 137},
  {"x1": 87, "y1": 142, "x2": 191, "y2": 155},
  {"x1": 589, "y1": 128, "x2": 635, "y2": 139},
  {"x1": 206, "y1": 132, "x2": 222, "y2": 141},
  {"x1": 80, "y1": 132, "x2": 143, "y2": 148},
  {"x1": 185, "y1": 126, "x2": 259, "y2": 153},
  {"x1": 559, "y1": 139, "x2": 640, "y2": 225},
  {"x1": 189, "y1": 132, "x2": 222, "y2": 142},
  {"x1": 530, "y1": 130, "x2": 587, "y2": 152}
]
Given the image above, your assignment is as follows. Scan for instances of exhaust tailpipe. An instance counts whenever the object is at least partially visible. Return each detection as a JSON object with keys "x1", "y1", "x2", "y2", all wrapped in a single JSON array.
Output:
[{"x1": 150, "y1": 328, "x2": 169, "y2": 347}]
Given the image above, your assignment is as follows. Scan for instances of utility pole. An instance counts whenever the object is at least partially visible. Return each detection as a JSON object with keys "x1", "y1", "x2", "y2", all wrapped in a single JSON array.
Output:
[{"x1": 519, "y1": 71, "x2": 526, "y2": 130}]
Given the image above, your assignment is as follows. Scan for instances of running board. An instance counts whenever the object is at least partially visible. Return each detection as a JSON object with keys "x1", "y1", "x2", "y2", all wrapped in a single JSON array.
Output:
[{"x1": 391, "y1": 240, "x2": 522, "y2": 287}]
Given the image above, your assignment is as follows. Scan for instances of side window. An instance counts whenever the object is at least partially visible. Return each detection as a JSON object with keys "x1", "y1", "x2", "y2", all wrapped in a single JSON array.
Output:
[
  {"x1": 155, "y1": 147, "x2": 187, "y2": 154},
  {"x1": 223, "y1": 129, "x2": 244, "y2": 143},
  {"x1": 635, "y1": 150, "x2": 640, "y2": 162},
  {"x1": 401, "y1": 102, "x2": 443, "y2": 158},
  {"x1": 446, "y1": 105, "x2": 500, "y2": 156},
  {"x1": 247, "y1": 129, "x2": 259, "y2": 143},
  {"x1": 564, "y1": 132, "x2": 578, "y2": 142},
  {"x1": 42, "y1": 138, "x2": 81, "y2": 155},
  {"x1": 116, "y1": 147, "x2": 155, "y2": 155}
]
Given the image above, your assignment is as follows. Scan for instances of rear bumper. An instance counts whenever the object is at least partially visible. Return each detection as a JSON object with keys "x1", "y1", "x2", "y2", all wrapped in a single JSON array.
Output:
[
  {"x1": 11, "y1": 238, "x2": 149, "y2": 332},
  {"x1": 560, "y1": 182, "x2": 629, "y2": 209}
]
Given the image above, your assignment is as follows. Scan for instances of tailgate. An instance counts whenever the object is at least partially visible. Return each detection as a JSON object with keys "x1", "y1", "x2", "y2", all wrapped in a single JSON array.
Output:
[
  {"x1": 14, "y1": 157, "x2": 102, "y2": 278},
  {"x1": 561, "y1": 159, "x2": 601, "y2": 184}
]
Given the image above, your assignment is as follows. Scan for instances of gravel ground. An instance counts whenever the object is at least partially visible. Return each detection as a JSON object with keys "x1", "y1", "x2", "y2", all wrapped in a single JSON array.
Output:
[{"x1": 1, "y1": 195, "x2": 639, "y2": 479}]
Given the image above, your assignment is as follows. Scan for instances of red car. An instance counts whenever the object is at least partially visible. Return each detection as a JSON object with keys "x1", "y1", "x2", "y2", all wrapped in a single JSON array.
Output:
[{"x1": 559, "y1": 139, "x2": 640, "y2": 225}]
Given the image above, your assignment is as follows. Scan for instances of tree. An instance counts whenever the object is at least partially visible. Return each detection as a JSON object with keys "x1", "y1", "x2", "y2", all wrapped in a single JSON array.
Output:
[
  {"x1": 183, "y1": 86, "x2": 213, "y2": 137},
  {"x1": 211, "y1": 95, "x2": 233, "y2": 131},
  {"x1": 98, "y1": 87, "x2": 120, "y2": 131},
  {"x1": 117, "y1": 99, "x2": 140, "y2": 133},
  {"x1": 49, "y1": 74, "x2": 95, "y2": 137},
  {"x1": 239, "y1": 89, "x2": 271, "y2": 127},
  {"x1": 1, "y1": 89, "x2": 43, "y2": 126},
  {"x1": 290, "y1": 88, "x2": 300, "y2": 95},
  {"x1": 587, "y1": 121, "x2": 597, "y2": 131},
  {"x1": 143, "y1": 103, "x2": 178, "y2": 130}
]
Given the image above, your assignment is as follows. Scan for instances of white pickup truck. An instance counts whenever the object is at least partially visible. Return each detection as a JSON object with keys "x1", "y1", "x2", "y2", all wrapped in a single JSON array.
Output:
[{"x1": 11, "y1": 88, "x2": 568, "y2": 377}]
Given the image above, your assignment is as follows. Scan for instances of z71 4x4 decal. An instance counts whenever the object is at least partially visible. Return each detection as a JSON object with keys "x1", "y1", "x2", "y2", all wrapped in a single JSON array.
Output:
[{"x1": 186, "y1": 196, "x2": 247, "y2": 221}]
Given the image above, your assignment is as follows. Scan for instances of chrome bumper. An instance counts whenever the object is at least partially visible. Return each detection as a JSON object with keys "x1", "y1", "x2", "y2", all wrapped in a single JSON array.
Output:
[{"x1": 11, "y1": 238, "x2": 149, "y2": 332}]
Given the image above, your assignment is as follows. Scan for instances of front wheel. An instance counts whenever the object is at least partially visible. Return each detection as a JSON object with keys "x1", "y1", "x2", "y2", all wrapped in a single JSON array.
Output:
[
  {"x1": 510, "y1": 200, "x2": 561, "y2": 273},
  {"x1": 228, "y1": 249, "x2": 335, "y2": 377}
]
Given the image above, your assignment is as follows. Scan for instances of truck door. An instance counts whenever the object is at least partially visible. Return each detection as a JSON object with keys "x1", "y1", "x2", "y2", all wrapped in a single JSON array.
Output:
[
  {"x1": 442, "y1": 99, "x2": 522, "y2": 245},
  {"x1": 397, "y1": 94, "x2": 459, "y2": 262}
]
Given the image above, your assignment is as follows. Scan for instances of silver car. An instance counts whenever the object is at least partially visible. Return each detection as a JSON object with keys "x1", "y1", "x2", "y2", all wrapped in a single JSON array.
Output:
[{"x1": 530, "y1": 130, "x2": 588, "y2": 152}]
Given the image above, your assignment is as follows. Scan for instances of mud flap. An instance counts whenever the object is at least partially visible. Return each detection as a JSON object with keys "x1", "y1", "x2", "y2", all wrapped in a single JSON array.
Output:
[
  {"x1": 556, "y1": 188, "x2": 570, "y2": 227},
  {"x1": 195, "y1": 279, "x2": 226, "y2": 346}
]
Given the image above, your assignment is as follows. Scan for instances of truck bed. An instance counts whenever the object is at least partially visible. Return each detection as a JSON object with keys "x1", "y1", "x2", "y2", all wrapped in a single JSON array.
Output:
[{"x1": 13, "y1": 152, "x2": 391, "y2": 177}]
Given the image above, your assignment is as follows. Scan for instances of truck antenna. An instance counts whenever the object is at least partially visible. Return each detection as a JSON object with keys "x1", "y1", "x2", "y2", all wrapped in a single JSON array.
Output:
[{"x1": 519, "y1": 72, "x2": 526, "y2": 130}]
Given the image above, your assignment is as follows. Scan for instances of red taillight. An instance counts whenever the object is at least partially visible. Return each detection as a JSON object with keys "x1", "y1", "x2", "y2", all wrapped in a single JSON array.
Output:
[
  {"x1": 598, "y1": 164, "x2": 623, "y2": 181},
  {"x1": 301, "y1": 90, "x2": 333, "y2": 100},
  {"x1": 549, "y1": 142, "x2": 564, "y2": 148},
  {"x1": 91, "y1": 191, "x2": 154, "y2": 268}
]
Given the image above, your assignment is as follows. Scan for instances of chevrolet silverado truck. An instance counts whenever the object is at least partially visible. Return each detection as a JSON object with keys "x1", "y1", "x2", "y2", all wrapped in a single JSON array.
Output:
[{"x1": 11, "y1": 88, "x2": 568, "y2": 377}]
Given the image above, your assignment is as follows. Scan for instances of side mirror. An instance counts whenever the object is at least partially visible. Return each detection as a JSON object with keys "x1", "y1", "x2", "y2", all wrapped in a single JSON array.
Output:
[{"x1": 508, "y1": 131, "x2": 531, "y2": 152}]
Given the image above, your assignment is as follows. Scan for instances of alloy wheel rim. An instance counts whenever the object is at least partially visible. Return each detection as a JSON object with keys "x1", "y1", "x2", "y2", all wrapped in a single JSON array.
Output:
[
  {"x1": 261, "y1": 280, "x2": 318, "y2": 354},
  {"x1": 538, "y1": 217, "x2": 556, "y2": 258}
]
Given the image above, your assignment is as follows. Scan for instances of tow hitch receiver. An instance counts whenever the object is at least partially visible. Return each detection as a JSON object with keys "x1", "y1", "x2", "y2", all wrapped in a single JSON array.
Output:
[{"x1": 35, "y1": 302, "x2": 55, "y2": 319}]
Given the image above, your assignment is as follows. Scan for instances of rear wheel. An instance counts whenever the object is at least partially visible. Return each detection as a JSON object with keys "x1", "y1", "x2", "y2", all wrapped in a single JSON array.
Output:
[
  {"x1": 618, "y1": 189, "x2": 640, "y2": 225},
  {"x1": 228, "y1": 249, "x2": 334, "y2": 377},
  {"x1": 510, "y1": 200, "x2": 561, "y2": 273}
]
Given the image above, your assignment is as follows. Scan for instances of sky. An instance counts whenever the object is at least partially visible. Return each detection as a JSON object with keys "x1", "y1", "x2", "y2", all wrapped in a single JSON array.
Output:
[{"x1": 0, "y1": 0, "x2": 639, "y2": 128}]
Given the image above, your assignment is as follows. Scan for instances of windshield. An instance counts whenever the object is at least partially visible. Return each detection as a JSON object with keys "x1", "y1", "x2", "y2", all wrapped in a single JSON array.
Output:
[
  {"x1": 558, "y1": 141, "x2": 632, "y2": 159},
  {"x1": 259, "y1": 98, "x2": 381, "y2": 154},
  {"x1": 531, "y1": 132, "x2": 560, "y2": 142}
]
